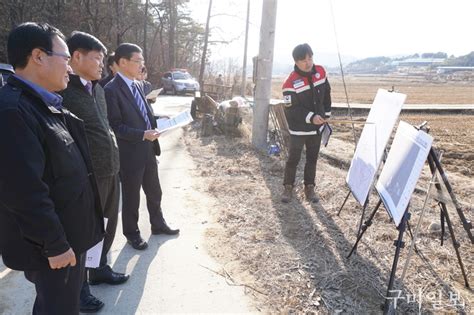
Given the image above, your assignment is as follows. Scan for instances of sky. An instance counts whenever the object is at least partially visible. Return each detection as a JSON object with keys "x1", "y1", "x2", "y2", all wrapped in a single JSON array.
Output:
[{"x1": 187, "y1": 0, "x2": 474, "y2": 66}]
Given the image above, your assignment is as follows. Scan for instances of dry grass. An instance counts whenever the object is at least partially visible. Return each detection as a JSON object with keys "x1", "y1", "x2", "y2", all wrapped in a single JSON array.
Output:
[
  {"x1": 184, "y1": 114, "x2": 473, "y2": 313},
  {"x1": 334, "y1": 113, "x2": 474, "y2": 179},
  {"x1": 184, "y1": 78, "x2": 473, "y2": 313}
]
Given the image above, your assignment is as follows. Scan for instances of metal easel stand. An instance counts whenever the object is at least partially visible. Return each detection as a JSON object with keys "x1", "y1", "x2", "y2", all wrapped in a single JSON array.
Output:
[{"x1": 424, "y1": 148, "x2": 471, "y2": 288}]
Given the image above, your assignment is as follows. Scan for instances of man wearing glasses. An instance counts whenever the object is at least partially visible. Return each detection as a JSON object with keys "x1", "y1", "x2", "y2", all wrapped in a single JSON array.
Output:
[
  {"x1": 0, "y1": 22, "x2": 104, "y2": 314},
  {"x1": 104, "y1": 43, "x2": 179, "y2": 251}
]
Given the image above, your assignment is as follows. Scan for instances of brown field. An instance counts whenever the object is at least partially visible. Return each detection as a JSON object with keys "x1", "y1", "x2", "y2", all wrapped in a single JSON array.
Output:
[
  {"x1": 272, "y1": 74, "x2": 474, "y2": 104},
  {"x1": 185, "y1": 77, "x2": 473, "y2": 314},
  {"x1": 334, "y1": 113, "x2": 474, "y2": 178}
]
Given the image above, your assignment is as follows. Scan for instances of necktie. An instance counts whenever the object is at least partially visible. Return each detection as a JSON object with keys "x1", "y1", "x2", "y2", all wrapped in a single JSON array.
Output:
[
  {"x1": 131, "y1": 82, "x2": 152, "y2": 130},
  {"x1": 85, "y1": 81, "x2": 93, "y2": 95}
]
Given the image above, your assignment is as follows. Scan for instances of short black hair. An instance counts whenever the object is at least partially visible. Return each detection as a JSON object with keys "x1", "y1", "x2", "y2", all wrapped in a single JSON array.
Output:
[
  {"x1": 66, "y1": 31, "x2": 107, "y2": 56},
  {"x1": 292, "y1": 43, "x2": 313, "y2": 62},
  {"x1": 106, "y1": 53, "x2": 116, "y2": 68},
  {"x1": 114, "y1": 43, "x2": 142, "y2": 64},
  {"x1": 7, "y1": 22, "x2": 65, "y2": 69}
]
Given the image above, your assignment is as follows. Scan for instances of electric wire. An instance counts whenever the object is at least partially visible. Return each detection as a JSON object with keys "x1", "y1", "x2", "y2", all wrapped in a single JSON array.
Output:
[{"x1": 328, "y1": 0, "x2": 358, "y2": 147}]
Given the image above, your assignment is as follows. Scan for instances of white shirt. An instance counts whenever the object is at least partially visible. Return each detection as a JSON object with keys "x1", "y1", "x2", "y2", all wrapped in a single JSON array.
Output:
[{"x1": 117, "y1": 72, "x2": 137, "y2": 95}]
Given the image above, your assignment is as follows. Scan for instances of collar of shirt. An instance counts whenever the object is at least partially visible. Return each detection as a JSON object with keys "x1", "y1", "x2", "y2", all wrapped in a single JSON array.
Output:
[
  {"x1": 117, "y1": 71, "x2": 137, "y2": 95},
  {"x1": 13, "y1": 74, "x2": 63, "y2": 110},
  {"x1": 79, "y1": 77, "x2": 92, "y2": 87},
  {"x1": 79, "y1": 76, "x2": 93, "y2": 95}
]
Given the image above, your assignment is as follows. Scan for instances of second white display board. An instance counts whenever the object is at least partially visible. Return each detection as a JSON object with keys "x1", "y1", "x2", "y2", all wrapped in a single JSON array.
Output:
[{"x1": 376, "y1": 121, "x2": 433, "y2": 226}]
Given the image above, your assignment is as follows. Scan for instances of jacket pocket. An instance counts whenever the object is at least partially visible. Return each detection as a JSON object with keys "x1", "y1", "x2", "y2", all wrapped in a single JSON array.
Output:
[{"x1": 46, "y1": 129, "x2": 85, "y2": 180}]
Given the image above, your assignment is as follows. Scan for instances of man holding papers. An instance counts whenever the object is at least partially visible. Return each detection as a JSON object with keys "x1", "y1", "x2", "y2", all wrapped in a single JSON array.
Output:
[
  {"x1": 105, "y1": 43, "x2": 179, "y2": 251},
  {"x1": 281, "y1": 43, "x2": 332, "y2": 203}
]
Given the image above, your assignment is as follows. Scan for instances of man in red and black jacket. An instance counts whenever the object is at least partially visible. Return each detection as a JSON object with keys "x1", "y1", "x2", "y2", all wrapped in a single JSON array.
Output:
[{"x1": 281, "y1": 43, "x2": 331, "y2": 203}]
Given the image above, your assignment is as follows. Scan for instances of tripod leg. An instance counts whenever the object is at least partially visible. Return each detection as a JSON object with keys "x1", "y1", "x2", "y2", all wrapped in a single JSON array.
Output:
[
  {"x1": 439, "y1": 202, "x2": 470, "y2": 288},
  {"x1": 439, "y1": 202, "x2": 445, "y2": 246},
  {"x1": 407, "y1": 220, "x2": 414, "y2": 239},
  {"x1": 406, "y1": 220, "x2": 419, "y2": 253},
  {"x1": 383, "y1": 211, "x2": 409, "y2": 315},
  {"x1": 429, "y1": 149, "x2": 473, "y2": 243},
  {"x1": 337, "y1": 190, "x2": 351, "y2": 216},
  {"x1": 356, "y1": 197, "x2": 378, "y2": 239},
  {"x1": 347, "y1": 199, "x2": 382, "y2": 259}
]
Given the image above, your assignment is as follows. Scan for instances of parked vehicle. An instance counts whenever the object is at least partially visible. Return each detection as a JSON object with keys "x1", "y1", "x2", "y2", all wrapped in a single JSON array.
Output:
[
  {"x1": 161, "y1": 69, "x2": 200, "y2": 95},
  {"x1": 0, "y1": 63, "x2": 14, "y2": 86}
]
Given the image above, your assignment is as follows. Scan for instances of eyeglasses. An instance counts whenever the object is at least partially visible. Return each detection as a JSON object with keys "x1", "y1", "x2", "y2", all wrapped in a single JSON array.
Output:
[
  {"x1": 129, "y1": 58, "x2": 145, "y2": 65},
  {"x1": 40, "y1": 48, "x2": 71, "y2": 61}
]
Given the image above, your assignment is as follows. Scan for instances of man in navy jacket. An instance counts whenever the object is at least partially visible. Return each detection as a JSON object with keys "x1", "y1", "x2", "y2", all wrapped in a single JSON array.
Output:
[
  {"x1": 0, "y1": 22, "x2": 104, "y2": 315},
  {"x1": 105, "y1": 43, "x2": 179, "y2": 251}
]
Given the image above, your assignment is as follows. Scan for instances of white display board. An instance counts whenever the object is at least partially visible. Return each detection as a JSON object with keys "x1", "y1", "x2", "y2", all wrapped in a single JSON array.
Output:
[
  {"x1": 346, "y1": 89, "x2": 406, "y2": 205},
  {"x1": 376, "y1": 121, "x2": 433, "y2": 227}
]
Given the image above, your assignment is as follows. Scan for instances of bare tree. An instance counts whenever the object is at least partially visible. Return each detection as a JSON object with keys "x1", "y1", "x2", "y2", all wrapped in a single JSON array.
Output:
[
  {"x1": 167, "y1": 0, "x2": 177, "y2": 68},
  {"x1": 0, "y1": 0, "x2": 205, "y2": 86}
]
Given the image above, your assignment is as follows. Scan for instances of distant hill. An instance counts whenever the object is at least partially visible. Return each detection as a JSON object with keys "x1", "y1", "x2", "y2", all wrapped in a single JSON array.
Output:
[
  {"x1": 271, "y1": 52, "x2": 357, "y2": 76},
  {"x1": 443, "y1": 52, "x2": 474, "y2": 66},
  {"x1": 344, "y1": 52, "x2": 474, "y2": 74},
  {"x1": 344, "y1": 56, "x2": 394, "y2": 74}
]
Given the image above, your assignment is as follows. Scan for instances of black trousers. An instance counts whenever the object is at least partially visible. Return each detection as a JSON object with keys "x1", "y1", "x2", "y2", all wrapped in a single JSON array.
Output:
[
  {"x1": 25, "y1": 253, "x2": 85, "y2": 315},
  {"x1": 283, "y1": 134, "x2": 322, "y2": 186},
  {"x1": 96, "y1": 173, "x2": 120, "y2": 267},
  {"x1": 120, "y1": 143, "x2": 165, "y2": 239},
  {"x1": 80, "y1": 173, "x2": 121, "y2": 300}
]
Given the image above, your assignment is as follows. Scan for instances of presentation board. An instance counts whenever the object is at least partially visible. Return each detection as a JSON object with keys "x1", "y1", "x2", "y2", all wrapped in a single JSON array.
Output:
[
  {"x1": 346, "y1": 89, "x2": 406, "y2": 205},
  {"x1": 376, "y1": 121, "x2": 433, "y2": 226}
]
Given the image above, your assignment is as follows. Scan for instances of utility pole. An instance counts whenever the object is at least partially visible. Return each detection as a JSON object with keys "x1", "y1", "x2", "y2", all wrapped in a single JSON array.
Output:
[
  {"x1": 199, "y1": 0, "x2": 213, "y2": 88},
  {"x1": 240, "y1": 0, "x2": 250, "y2": 96},
  {"x1": 252, "y1": 0, "x2": 277, "y2": 150},
  {"x1": 168, "y1": 0, "x2": 177, "y2": 68}
]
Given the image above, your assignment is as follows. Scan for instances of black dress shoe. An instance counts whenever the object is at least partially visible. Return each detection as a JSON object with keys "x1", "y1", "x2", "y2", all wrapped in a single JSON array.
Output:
[
  {"x1": 127, "y1": 237, "x2": 148, "y2": 250},
  {"x1": 89, "y1": 265, "x2": 129, "y2": 286},
  {"x1": 152, "y1": 224, "x2": 180, "y2": 235},
  {"x1": 80, "y1": 294, "x2": 104, "y2": 313}
]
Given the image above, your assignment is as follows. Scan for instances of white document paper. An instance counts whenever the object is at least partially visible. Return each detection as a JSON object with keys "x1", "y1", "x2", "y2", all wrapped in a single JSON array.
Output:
[
  {"x1": 346, "y1": 89, "x2": 406, "y2": 205},
  {"x1": 86, "y1": 218, "x2": 108, "y2": 268},
  {"x1": 156, "y1": 110, "x2": 193, "y2": 133},
  {"x1": 321, "y1": 123, "x2": 332, "y2": 147},
  {"x1": 146, "y1": 88, "x2": 163, "y2": 100},
  {"x1": 376, "y1": 121, "x2": 433, "y2": 227}
]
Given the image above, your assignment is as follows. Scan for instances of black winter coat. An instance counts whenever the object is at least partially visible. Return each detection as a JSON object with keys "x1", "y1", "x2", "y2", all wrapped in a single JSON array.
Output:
[
  {"x1": 282, "y1": 64, "x2": 332, "y2": 135},
  {"x1": 0, "y1": 75, "x2": 104, "y2": 271}
]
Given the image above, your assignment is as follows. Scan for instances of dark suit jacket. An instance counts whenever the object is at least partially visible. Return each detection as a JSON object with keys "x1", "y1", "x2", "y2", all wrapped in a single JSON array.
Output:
[
  {"x1": 104, "y1": 74, "x2": 161, "y2": 172},
  {"x1": 0, "y1": 76, "x2": 104, "y2": 271},
  {"x1": 99, "y1": 73, "x2": 114, "y2": 88}
]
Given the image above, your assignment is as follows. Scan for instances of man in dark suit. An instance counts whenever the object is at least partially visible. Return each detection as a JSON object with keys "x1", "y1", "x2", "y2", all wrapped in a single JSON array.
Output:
[
  {"x1": 0, "y1": 22, "x2": 104, "y2": 315},
  {"x1": 104, "y1": 43, "x2": 179, "y2": 250}
]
